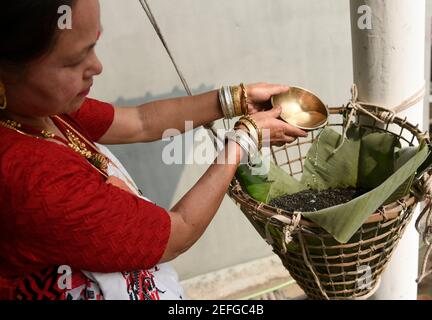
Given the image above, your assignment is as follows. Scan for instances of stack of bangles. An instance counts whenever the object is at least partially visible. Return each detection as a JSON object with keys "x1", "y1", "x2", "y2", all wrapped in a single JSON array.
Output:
[
  {"x1": 219, "y1": 84, "x2": 263, "y2": 167},
  {"x1": 218, "y1": 83, "x2": 248, "y2": 119}
]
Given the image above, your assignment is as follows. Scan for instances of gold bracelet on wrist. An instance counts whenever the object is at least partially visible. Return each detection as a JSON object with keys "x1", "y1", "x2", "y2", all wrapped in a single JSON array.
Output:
[
  {"x1": 235, "y1": 117, "x2": 262, "y2": 151},
  {"x1": 240, "y1": 83, "x2": 248, "y2": 115},
  {"x1": 231, "y1": 85, "x2": 242, "y2": 117},
  {"x1": 241, "y1": 115, "x2": 262, "y2": 151},
  {"x1": 235, "y1": 119, "x2": 259, "y2": 149}
]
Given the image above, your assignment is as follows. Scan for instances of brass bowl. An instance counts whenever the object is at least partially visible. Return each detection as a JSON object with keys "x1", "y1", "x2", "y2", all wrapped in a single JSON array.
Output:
[{"x1": 271, "y1": 87, "x2": 329, "y2": 131}]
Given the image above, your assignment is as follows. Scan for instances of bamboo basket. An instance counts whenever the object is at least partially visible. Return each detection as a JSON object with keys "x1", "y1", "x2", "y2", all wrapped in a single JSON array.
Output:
[{"x1": 226, "y1": 105, "x2": 430, "y2": 300}]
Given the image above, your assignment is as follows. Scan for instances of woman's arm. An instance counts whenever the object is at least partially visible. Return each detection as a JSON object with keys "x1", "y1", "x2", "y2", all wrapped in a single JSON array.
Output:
[
  {"x1": 160, "y1": 139, "x2": 244, "y2": 262},
  {"x1": 98, "y1": 90, "x2": 222, "y2": 144},
  {"x1": 103, "y1": 104, "x2": 309, "y2": 264},
  {"x1": 97, "y1": 83, "x2": 291, "y2": 145},
  {"x1": 158, "y1": 106, "x2": 307, "y2": 262}
]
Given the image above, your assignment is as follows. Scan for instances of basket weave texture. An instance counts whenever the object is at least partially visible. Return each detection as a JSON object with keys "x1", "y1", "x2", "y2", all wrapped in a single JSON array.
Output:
[{"x1": 228, "y1": 105, "x2": 428, "y2": 300}]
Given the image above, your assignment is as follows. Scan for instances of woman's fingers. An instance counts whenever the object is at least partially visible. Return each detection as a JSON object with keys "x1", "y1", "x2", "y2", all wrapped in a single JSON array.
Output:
[
  {"x1": 268, "y1": 105, "x2": 282, "y2": 118},
  {"x1": 265, "y1": 84, "x2": 290, "y2": 97},
  {"x1": 268, "y1": 116, "x2": 308, "y2": 138},
  {"x1": 247, "y1": 83, "x2": 290, "y2": 103},
  {"x1": 272, "y1": 141, "x2": 286, "y2": 147},
  {"x1": 284, "y1": 136, "x2": 297, "y2": 144},
  {"x1": 250, "y1": 109, "x2": 307, "y2": 146},
  {"x1": 283, "y1": 123, "x2": 308, "y2": 138},
  {"x1": 272, "y1": 135, "x2": 295, "y2": 147},
  {"x1": 248, "y1": 99, "x2": 309, "y2": 146},
  {"x1": 246, "y1": 83, "x2": 291, "y2": 113}
]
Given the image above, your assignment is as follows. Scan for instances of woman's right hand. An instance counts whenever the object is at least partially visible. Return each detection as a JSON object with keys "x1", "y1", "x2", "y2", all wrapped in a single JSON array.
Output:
[{"x1": 242, "y1": 106, "x2": 308, "y2": 147}]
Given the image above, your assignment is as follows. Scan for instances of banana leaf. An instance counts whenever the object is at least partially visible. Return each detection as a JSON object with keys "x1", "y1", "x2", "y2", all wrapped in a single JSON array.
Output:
[
  {"x1": 384, "y1": 146, "x2": 420, "y2": 204},
  {"x1": 234, "y1": 126, "x2": 431, "y2": 244},
  {"x1": 294, "y1": 127, "x2": 429, "y2": 243},
  {"x1": 300, "y1": 127, "x2": 399, "y2": 191},
  {"x1": 236, "y1": 162, "x2": 305, "y2": 203},
  {"x1": 300, "y1": 127, "x2": 361, "y2": 190},
  {"x1": 235, "y1": 165, "x2": 272, "y2": 203},
  {"x1": 357, "y1": 132, "x2": 400, "y2": 190},
  {"x1": 302, "y1": 144, "x2": 428, "y2": 243}
]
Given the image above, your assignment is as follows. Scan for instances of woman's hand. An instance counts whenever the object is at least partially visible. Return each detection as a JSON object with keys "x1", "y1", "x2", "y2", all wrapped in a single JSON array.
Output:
[
  {"x1": 240, "y1": 106, "x2": 308, "y2": 147},
  {"x1": 245, "y1": 82, "x2": 290, "y2": 114}
]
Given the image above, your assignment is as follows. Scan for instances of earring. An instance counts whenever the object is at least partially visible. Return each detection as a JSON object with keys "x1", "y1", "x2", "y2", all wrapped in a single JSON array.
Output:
[{"x1": 0, "y1": 82, "x2": 6, "y2": 110}]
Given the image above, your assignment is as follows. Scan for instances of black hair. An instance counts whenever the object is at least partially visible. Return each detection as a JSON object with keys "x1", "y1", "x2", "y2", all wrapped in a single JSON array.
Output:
[{"x1": 0, "y1": 0, "x2": 77, "y2": 70}]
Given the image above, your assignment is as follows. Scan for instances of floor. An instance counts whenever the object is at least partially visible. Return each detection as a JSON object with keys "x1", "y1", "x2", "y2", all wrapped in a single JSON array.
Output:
[
  {"x1": 240, "y1": 247, "x2": 432, "y2": 300},
  {"x1": 418, "y1": 244, "x2": 432, "y2": 300}
]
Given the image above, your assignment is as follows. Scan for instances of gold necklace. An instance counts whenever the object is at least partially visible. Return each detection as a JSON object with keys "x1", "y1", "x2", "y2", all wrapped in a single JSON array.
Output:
[
  {"x1": 0, "y1": 117, "x2": 109, "y2": 178},
  {"x1": 52, "y1": 116, "x2": 143, "y2": 195},
  {"x1": 1, "y1": 116, "x2": 143, "y2": 195},
  {"x1": 0, "y1": 119, "x2": 36, "y2": 139},
  {"x1": 64, "y1": 128, "x2": 109, "y2": 174},
  {"x1": 52, "y1": 116, "x2": 142, "y2": 192}
]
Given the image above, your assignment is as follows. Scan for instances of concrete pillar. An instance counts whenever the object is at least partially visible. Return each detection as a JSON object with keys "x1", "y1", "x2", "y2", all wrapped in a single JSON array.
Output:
[{"x1": 350, "y1": 0, "x2": 426, "y2": 299}]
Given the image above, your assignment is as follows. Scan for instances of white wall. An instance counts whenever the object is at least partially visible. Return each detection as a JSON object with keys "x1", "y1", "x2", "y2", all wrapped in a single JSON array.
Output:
[{"x1": 92, "y1": 0, "x2": 354, "y2": 280}]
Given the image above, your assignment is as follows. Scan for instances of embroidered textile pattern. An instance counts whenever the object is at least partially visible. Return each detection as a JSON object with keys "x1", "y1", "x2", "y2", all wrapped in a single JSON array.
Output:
[
  {"x1": 13, "y1": 267, "x2": 103, "y2": 300},
  {"x1": 122, "y1": 269, "x2": 164, "y2": 300}
]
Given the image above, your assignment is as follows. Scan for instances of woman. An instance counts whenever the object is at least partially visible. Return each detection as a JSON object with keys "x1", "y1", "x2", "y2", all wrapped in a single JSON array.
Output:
[{"x1": 0, "y1": 0, "x2": 306, "y2": 300}]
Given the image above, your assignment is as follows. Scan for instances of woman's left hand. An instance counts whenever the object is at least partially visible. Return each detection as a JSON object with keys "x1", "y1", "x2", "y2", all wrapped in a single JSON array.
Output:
[{"x1": 245, "y1": 82, "x2": 290, "y2": 114}]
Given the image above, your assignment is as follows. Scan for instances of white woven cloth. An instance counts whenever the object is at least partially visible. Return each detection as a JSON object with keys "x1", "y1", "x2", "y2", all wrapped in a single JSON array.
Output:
[{"x1": 82, "y1": 144, "x2": 185, "y2": 300}]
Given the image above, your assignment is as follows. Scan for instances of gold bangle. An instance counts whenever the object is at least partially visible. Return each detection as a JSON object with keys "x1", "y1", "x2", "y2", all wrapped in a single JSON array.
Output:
[
  {"x1": 234, "y1": 120, "x2": 250, "y2": 134},
  {"x1": 234, "y1": 120, "x2": 259, "y2": 156},
  {"x1": 231, "y1": 85, "x2": 242, "y2": 117},
  {"x1": 242, "y1": 115, "x2": 262, "y2": 150},
  {"x1": 240, "y1": 83, "x2": 248, "y2": 115},
  {"x1": 234, "y1": 120, "x2": 243, "y2": 130},
  {"x1": 236, "y1": 117, "x2": 261, "y2": 151},
  {"x1": 235, "y1": 119, "x2": 259, "y2": 149}
]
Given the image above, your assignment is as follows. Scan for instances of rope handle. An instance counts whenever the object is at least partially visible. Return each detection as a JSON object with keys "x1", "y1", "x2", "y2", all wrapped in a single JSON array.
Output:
[
  {"x1": 331, "y1": 83, "x2": 426, "y2": 154},
  {"x1": 264, "y1": 213, "x2": 301, "y2": 254},
  {"x1": 414, "y1": 171, "x2": 432, "y2": 283},
  {"x1": 415, "y1": 198, "x2": 432, "y2": 283},
  {"x1": 330, "y1": 85, "x2": 431, "y2": 284},
  {"x1": 347, "y1": 83, "x2": 426, "y2": 122}
]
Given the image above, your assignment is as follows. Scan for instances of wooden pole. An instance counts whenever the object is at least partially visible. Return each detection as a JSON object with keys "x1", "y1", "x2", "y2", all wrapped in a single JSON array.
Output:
[{"x1": 350, "y1": 0, "x2": 426, "y2": 299}]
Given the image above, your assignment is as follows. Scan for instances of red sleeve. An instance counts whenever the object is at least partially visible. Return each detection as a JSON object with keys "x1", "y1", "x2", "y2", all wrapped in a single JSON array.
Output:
[
  {"x1": 2, "y1": 142, "x2": 170, "y2": 274},
  {"x1": 69, "y1": 98, "x2": 115, "y2": 142}
]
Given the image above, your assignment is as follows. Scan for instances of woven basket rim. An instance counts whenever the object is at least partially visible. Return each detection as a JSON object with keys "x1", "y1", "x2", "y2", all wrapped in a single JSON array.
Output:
[
  {"x1": 229, "y1": 180, "x2": 417, "y2": 228},
  {"x1": 229, "y1": 104, "x2": 428, "y2": 230}
]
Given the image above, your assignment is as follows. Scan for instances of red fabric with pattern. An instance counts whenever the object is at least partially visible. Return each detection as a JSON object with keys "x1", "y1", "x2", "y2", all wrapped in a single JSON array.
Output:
[
  {"x1": 0, "y1": 98, "x2": 171, "y2": 299},
  {"x1": 69, "y1": 98, "x2": 115, "y2": 142}
]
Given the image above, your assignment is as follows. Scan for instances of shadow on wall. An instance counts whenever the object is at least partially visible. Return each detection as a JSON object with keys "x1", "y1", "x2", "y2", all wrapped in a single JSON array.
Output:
[{"x1": 106, "y1": 84, "x2": 214, "y2": 208}]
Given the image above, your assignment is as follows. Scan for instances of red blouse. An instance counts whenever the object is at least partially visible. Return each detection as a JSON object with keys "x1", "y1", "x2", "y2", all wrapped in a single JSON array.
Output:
[{"x1": 0, "y1": 98, "x2": 171, "y2": 293}]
